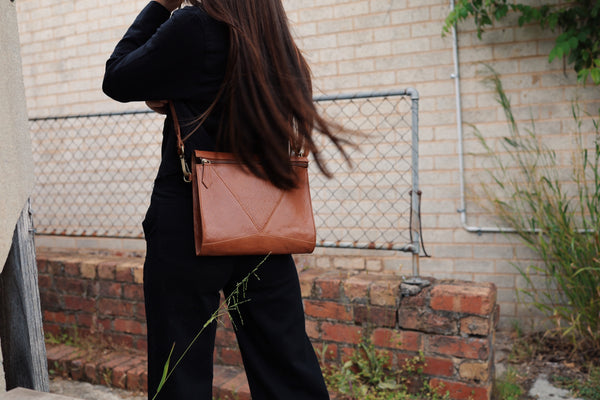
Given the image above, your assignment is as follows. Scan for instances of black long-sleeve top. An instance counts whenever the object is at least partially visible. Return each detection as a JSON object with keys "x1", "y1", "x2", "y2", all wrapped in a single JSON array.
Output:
[{"x1": 103, "y1": 2, "x2": 228, "y2": 194}]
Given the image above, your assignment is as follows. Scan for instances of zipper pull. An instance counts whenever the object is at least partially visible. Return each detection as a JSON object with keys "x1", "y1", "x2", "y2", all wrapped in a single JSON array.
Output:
[{"x1": 201, "y1": 158, "x2": 211, "y2": 188}]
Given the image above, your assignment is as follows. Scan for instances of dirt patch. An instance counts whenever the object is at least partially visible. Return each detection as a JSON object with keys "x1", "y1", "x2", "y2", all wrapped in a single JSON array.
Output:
[{"x1": 495, "y1": 330, "x2": 599, "y2": 399}]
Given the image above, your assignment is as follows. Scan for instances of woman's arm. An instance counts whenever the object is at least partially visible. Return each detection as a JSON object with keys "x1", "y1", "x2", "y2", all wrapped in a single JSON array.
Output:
[{"x1": 102, "y1": 2, "x2": 206, "y2": 102}]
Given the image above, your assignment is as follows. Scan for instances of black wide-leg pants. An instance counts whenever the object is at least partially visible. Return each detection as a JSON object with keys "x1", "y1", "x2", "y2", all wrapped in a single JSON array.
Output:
[{"x1": 142, "y1": 186, "x2": 329, "y2": 400}]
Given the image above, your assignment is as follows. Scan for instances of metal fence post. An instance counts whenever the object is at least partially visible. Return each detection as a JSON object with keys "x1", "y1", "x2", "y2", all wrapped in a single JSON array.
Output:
[{"x1": 404, "y1": 88, "x2": 428, "y2": 286}]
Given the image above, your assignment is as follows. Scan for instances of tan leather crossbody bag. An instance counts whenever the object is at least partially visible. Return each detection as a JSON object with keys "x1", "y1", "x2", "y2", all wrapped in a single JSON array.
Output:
[{"x1": 169, "y1": 101, "x2": 316, "y2": 256}]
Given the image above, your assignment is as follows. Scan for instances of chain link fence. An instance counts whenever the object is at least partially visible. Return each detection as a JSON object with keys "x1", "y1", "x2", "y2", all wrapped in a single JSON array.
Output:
[{"x1": 30, "y1": 90, "x2": 420, "y2": 253}]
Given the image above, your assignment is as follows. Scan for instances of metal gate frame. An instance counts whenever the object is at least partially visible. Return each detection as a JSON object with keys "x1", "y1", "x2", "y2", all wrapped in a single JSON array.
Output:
[
  {"x1": 29, "y1": 88, "x2": 423, "y2": 278},
  {"x1": 313, "y1": 88, "x2": 422, "y2": 279}
]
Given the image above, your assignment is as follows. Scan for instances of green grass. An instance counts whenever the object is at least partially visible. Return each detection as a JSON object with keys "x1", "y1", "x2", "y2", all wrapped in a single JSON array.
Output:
[
  {"x1": 553, "y1": 365, "x2": 600, "y2": 400},
  {"x1": 45, "y1": 327, "x2": 80, "y2": 347},
  {"x1": 493, "y1": 368, "x2": 524, "y2": 400}
]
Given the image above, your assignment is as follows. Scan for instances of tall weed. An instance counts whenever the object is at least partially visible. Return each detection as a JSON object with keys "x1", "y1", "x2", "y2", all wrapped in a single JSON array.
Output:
[
  {"x1": 474, "y1": 70, "x2": 600, "y2": 352},
  {"x1": 152, "y1": 255, "x2": 267, "y2": 400}
]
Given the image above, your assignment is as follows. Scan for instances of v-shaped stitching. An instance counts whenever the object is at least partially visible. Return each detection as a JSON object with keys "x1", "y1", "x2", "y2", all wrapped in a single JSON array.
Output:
[{"x1": 212, "y1": 167, "x2": 285, "y2": 232}]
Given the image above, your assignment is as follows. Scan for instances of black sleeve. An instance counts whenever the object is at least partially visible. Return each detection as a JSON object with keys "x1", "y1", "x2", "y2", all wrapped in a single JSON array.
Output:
[{"x1": 102, "y1": 2, "x2": 207, "y2": 102}]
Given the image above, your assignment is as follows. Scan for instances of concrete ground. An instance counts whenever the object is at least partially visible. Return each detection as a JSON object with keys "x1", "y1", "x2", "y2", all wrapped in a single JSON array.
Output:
[
  {"x1": 47, "y1": 379, "x2": 145, "y2": 400},
  {"x1": 529, "y1": 375, "x2": 583, "y2": 400}
]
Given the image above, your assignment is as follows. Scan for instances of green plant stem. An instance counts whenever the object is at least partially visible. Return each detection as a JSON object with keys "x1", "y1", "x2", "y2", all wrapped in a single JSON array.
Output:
[{"x1": 151, "y1": 254, "x2": 268, "y2": 400}]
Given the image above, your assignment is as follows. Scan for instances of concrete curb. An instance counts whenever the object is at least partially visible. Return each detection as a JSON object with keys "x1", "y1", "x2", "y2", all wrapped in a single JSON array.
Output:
[{"x1": 0, "y1": 388, "x2": 78, "y2": 400}]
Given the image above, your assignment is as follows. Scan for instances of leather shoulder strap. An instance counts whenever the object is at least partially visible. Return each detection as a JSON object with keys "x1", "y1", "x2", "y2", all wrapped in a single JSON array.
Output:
[
  {"x1": 169, "y1": 101, "x2": 184, "y2": 156},
  {"x1": 168, "y1": 101, "x2": 192, "y2": 182}
]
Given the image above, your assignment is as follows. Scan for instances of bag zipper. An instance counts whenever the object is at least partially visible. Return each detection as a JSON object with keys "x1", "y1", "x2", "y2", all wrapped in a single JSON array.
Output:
[
  {"x1": 198, "y1": 157, "x2": 308, "y2": 188},
  {"x1": 198, "y1": 158, "x2": 309, "y2": 168}
]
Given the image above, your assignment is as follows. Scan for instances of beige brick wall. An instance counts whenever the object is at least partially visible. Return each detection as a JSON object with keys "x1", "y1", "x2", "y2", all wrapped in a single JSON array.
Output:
[
  {"x1": 17, "y1": 0, "x2": 600, "y2": 329},
  {"x1": 17, "y1": 0, "x2": 149, "y2": 116}
]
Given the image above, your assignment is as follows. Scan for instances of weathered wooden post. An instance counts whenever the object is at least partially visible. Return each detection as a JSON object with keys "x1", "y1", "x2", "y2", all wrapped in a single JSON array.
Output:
[
  {"x1": 0, "y1": 0, "x2": 50, "y2": 393},
  {"x1": 0, "y1": 200, "x2": 49, "y2": 392}
]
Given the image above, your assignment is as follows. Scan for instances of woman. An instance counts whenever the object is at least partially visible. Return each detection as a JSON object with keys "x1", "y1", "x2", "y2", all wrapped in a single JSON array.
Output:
[{"x1": 103, "y1": 1, "x2": 344, "y2": 399}]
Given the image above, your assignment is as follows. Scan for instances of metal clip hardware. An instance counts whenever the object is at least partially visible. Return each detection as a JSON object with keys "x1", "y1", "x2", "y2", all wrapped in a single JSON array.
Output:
[
  {"x1": 177, "y1": 144, "x2": 192, "y2": 183},
  {"x1": 180, "y1": 154, "x2": 192, "y2": 183}
]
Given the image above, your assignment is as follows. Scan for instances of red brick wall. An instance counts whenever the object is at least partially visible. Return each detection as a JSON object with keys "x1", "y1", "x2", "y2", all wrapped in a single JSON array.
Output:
[
  {"x1": 302, "y1": 270, "x2": 497, "y2": 399},
  {"x1": 38, "y1": 251, "x2": 147, "y2": 351},
  {"x1": 38, "y1": 251, "x2": 498, "y2": 400}
]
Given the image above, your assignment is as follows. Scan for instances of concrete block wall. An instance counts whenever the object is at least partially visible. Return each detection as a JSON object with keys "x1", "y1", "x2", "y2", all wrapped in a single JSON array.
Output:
[{"x1": 17, "y1": 0, "x2": 600, "y2": 328}]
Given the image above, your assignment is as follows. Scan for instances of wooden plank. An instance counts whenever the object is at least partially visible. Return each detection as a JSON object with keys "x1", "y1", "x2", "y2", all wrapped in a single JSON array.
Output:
[
  {"x1": 0, "y1": 199, "x2": 49, "y2": 392},
  {"x1": 0, "y1": 388, "x2": 79, "y2": 400}
]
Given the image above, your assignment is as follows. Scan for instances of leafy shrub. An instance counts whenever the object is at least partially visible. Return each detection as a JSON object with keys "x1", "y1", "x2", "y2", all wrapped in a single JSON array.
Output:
[
  {"x1": 324, "y1": 337, "x2": 449, "y2": 400},
  {"x1": 443, "y1": 0, "x2": 600, "y2": 84}
]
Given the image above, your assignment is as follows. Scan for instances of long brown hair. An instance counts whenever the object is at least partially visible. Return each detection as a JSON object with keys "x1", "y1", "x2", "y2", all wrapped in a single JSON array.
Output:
[{"x1": 188, "y1": 0, "x2": 348, "y2": 190}]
